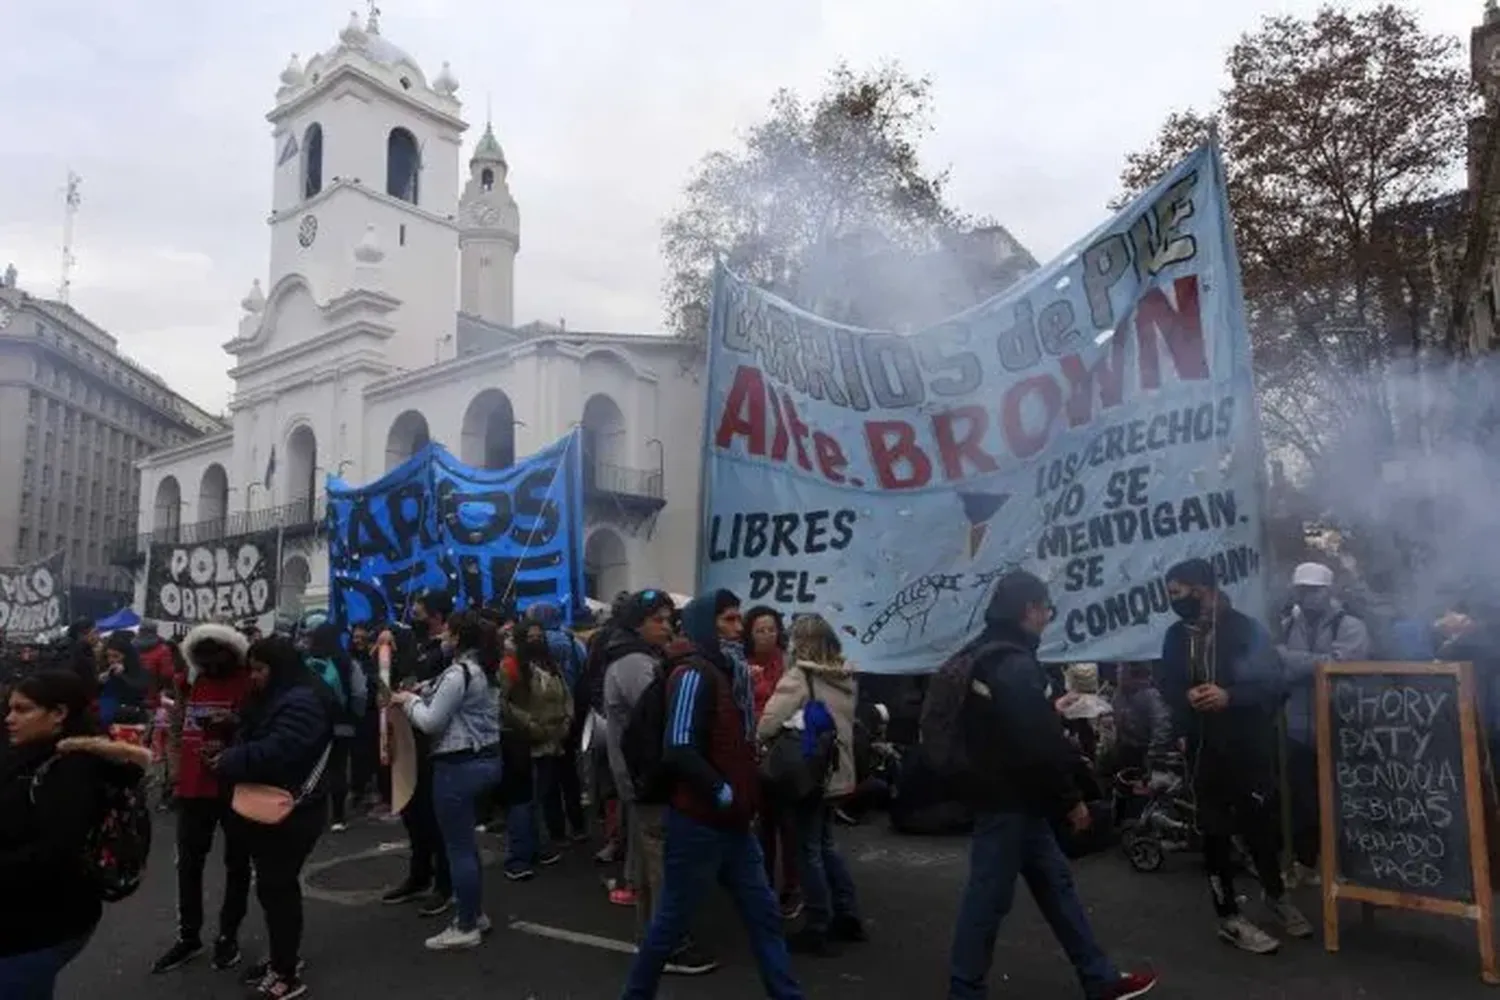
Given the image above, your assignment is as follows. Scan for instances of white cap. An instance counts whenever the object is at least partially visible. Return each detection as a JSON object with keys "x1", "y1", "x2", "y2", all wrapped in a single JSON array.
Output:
[{"x1": 1292, "y1": 562, "x2": 1334, "y2": 588}]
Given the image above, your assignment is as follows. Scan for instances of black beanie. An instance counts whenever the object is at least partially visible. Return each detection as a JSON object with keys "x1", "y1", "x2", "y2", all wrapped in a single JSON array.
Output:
[{"x1": 983, "y1": 570, "x2": 1050, "y2": 629}]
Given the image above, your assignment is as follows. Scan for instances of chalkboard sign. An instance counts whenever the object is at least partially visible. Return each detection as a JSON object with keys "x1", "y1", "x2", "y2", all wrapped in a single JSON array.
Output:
[
  {"x1": 1316, "y1": 661, "x2": 1497, "y2": 985},
  {"x1": 1326, "y1": 671, "x2": 1472, "y2": 902}
]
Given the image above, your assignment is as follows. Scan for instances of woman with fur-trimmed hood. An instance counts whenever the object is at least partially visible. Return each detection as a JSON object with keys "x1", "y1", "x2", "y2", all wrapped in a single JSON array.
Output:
[{"x1": 150, "y1": 623, "x2": 256, "y2": 976}]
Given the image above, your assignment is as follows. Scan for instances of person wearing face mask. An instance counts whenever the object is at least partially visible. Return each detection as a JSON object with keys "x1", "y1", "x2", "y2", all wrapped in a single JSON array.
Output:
[
  {"x1": 1159, "y1": 559, "x2": 1308, "y2": 955},
  {"x1": 380, "y1": 592, "x2": 453, "y2": 917},
  {"x1": 1276, "y1": 562, "x2": 1368, "y2": 886}
]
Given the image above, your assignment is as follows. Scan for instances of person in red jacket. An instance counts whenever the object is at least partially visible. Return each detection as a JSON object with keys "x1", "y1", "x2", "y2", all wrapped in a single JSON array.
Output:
[
  {"x1": 151, "y1": 623, "x2": 256, "y2": 976},
  {"x1": 744, "y1": 606, "x2": 800, "y2": 917},
  {"x1": 136, "y1": 622, "x2": 177, "y2": 711}
]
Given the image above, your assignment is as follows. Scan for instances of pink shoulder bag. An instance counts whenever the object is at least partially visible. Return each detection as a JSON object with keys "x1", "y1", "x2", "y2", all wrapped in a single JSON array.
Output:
[{"x1": 231, "y1": 741, "x2": 333, "y2": 825}]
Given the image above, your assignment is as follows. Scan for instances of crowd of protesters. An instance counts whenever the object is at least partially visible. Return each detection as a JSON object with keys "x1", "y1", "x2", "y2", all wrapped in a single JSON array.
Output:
[{"x1": 9, "y1": 551, "x2": 1498, "y2": 999}]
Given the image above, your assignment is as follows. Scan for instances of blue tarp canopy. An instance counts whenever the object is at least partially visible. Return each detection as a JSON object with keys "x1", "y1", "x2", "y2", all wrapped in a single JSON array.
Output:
[{"x1": 95, "y1": 608, "x2": 141, "y2": 632}]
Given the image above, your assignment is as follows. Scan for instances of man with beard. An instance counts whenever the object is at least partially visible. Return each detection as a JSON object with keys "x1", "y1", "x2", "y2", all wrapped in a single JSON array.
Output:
[
  {"x1": 1159, "y1": 558, "x2": 1310, "y2": 954},
  {"x1": 381, "y1": 591, "x2": 454, "y2": 915}
]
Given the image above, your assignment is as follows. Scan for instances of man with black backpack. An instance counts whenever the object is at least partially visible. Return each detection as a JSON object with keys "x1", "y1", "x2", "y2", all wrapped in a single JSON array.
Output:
[
  {"x1": 620, "y1": 591, "x2": 801, "y2": 1000},
  {"x1": 929, "y1": 570, "x2": 1157, "y2": 1000}
]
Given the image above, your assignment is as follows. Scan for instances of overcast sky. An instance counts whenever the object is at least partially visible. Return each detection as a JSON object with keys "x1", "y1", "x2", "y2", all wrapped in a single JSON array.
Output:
[{"x1": 0, "y1": 0, "x2": 1476, "y2": 413}]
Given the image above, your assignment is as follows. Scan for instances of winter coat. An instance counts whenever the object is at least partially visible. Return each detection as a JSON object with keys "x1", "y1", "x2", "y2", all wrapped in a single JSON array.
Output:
[
  {"x1": 1279, "y1": 600, "x2": 1371, "y2": 745},
  {"x1": 960, "y1": 624, "x2": 1083, "y2": 819},
  {"x1": 756, "y1": 658, "x2": 859, "y2": 799},
  {"x1": 501, "y1": 656, "x2": 573, "y2": 757},
  {"x1": 1158, "y1": 601, "x2": 1282, "y2": 790},
  {"x1": 215, "y1": 682, "x2": 332, "y2": 809},
  {"x1": 0, "y1": 735, "x2": 149, "y2": 956}
]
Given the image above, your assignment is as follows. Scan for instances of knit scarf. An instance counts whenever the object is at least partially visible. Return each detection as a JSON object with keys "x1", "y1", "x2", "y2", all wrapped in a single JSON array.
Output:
[{"x1": 720, "y1": 639, "x2": 755, "y2": 740}]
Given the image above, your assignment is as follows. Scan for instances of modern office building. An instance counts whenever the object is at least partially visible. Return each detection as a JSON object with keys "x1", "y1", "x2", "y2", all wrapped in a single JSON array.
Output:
[{"x1": 0, "y1": 265, "x2": 225, "y2": 608}]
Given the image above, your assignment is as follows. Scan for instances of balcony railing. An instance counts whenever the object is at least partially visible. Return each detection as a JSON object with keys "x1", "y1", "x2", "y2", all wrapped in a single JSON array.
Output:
[
  {"x1": 109, "y1": 461, "x2": 667, "y2": 567},
  {"x1": 585, "y1": 461, "x2": 664, "y2": 504},
  {"x1": 108, "y1": 496, "x2": 327, "y2": 566}
]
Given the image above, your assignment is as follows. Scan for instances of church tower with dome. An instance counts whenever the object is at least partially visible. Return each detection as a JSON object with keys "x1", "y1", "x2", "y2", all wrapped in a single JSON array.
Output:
[
  {"x1": 242, "y1": 6, "x2": 468, "y2": 373},
  {"x1": 131, "y1": 12, "x2": 705, "y2": 619}
]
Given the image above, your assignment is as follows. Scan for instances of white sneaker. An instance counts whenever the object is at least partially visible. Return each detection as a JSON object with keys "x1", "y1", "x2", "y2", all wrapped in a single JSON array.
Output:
[
  {"x1": 330, "y1": 822, "x2": 348, "y2": 834},
  {"x1": 424, "y1": 924, "x2": 483, "y2": 951},
  {"x1": 1218, "y1": 914, "x2": 1280, "y2": 954},
  {"x1": 477, "y1": 915, "x2": 493, "y2": 934}
]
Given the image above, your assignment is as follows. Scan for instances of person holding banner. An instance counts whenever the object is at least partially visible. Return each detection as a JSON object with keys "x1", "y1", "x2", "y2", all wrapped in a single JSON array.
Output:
[{"x1": 381, "y1": 593, "x2": 454, "y2": 915}]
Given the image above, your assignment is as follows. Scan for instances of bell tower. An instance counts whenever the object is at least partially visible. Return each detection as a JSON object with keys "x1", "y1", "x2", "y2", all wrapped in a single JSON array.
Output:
[
  {"x1": 252, "y1": 10, "x2": 466, "y2": 371},
  {"x1": 458, "y1": 119, "x2": 521, "y2": 327}
]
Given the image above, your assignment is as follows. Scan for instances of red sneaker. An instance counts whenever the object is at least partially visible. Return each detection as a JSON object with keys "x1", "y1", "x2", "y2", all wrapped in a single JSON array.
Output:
[
  {"x1": 1101, "y1": 970, "x2": 1157, "y2": 999},
  {"x1": 608, "y1": 886, "x2": 638, "y2": 906}
]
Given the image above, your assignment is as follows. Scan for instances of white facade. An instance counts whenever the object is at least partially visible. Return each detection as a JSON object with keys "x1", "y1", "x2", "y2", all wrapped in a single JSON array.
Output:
[{"x1": 134, "y1": 13, "x2": 702, "y2": 616}]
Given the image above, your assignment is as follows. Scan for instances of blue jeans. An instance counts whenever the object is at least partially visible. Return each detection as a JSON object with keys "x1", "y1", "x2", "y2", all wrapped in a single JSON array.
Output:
[
  {"x1": 432, "y1": 751, "x2": 502, "y2": 931},
  {"x1": 506, "y1": 755, "x2": 562, "y2": 870},
  {"x1": 793, "y1": 800, "x2": 860, "y2": 932},
  {"x1": 949, "y1": 810, "x2": 1119, "y2": 1000},
  {"x1": 622, "y1": 809, "x2": 803, "y2": 1000},
  {"x1": 0, "y1": 934, "x2": 91, "y2": 1000}
]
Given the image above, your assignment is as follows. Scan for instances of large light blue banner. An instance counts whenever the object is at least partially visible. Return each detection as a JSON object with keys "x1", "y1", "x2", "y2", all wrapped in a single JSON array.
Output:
[
  {"x1": 327, "y1": 431, "x2": 584, "y2": 627},
  {"x1": 698, "y1": 145, "x2": 1264, "y2": 673}
]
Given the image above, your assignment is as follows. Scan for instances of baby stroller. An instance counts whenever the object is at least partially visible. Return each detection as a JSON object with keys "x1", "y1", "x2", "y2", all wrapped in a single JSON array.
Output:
[{"x1": 1114, "y1": 752, "x2": 1253, "y2": 875}]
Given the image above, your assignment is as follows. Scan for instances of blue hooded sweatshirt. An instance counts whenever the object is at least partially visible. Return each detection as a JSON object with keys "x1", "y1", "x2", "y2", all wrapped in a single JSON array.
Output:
[
  {"x1": 680, "y1": 590, "x2": 755, "y2": 741},
  {"x1": 527, "y1": 602, "x2": 586, "y2": 691}
]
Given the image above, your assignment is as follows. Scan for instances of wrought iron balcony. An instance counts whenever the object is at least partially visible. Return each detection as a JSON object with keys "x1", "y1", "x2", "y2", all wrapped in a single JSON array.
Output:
[
  {"x1": 108, "y1": 495, "x2": 327, "y2": 568},
  {"x1": 584, "y1": 461, "x2": 665, "y2": 513}
]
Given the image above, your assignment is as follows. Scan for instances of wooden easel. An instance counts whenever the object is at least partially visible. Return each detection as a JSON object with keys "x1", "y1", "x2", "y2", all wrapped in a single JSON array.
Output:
[{"x1": 1315, "y1": 661, "x2": 1498, "y2": 985}]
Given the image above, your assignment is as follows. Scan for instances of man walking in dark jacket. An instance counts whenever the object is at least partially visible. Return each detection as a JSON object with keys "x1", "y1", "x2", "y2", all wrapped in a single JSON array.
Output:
[
  {"x1": 948, "y1": 570, "x2": 1156, "y2": 1000},
  {"x1": 619, "y1": 592, "x2": 801, "y2": 1000},
  {"x1": 1158, "y1": 558, "x2": 1310, "y2": 953}
]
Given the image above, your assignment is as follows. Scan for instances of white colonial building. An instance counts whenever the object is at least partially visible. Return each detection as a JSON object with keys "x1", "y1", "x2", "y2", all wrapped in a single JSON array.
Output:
[{"x1": 124, "y1": 11, "x2": 703, "y2": 615}]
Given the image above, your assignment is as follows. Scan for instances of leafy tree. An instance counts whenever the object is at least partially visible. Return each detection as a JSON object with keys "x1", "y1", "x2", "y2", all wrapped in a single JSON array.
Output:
[
  {"x1": 1114, "y1": 4, "x2": 1471, "y2": 471},
  {"x1": 662, "y1": 63, "x2": 1013, "y2": 341}
]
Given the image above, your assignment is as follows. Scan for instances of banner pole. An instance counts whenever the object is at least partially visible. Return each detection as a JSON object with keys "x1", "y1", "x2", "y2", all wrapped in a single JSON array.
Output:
[
  {"x1": 692, "y1": 263, "x2": 725, "y2": 595},
  {"x1": 275, "y1": 523, "x2": 286, "y2": 624}
]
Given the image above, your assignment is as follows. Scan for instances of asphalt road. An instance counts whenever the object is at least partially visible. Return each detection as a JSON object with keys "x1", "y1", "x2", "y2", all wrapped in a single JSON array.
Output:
[{"x1": 61, "y1": 811, "x2": 1497, "y2": 999}]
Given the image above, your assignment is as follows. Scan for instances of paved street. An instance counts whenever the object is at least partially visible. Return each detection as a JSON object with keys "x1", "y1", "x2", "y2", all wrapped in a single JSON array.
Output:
[{"x1": 63, "y1": 812, "x2": 1497, "y2": 999}]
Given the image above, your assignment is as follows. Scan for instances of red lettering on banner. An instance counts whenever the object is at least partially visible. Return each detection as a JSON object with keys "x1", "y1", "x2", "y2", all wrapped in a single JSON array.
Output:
[
  {"x1": 717, "y1": 273, "x2": 1213, "y2": 490},
  {"x1": 812, "y1": 432, "x2": 848, "y2": 484},
  {"x1": 716, "y1": 365, "x2": 768, "y2": 455},
  {"x1": 1059, "y1": 327, "x2": 1127, "y2": 428},
  {"x1": 1001, "y1": 375, "x2": 1063, "y2": 460},
  {"x1": 1136, "y1": 275, "x2": 1209, "y2": 389},
  {"x1": 866, "y1": 421, "x2": 932, "y2": 489},
  {"x1": 933, "y1": 406, "x2": 999, "y2": 481}
]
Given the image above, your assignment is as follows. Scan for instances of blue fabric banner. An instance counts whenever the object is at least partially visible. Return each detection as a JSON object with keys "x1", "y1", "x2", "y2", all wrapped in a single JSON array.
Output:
[
  {"x1": 698, "y1": 145, "x2": 1265, "y2": 673},
  {"x1": 327, "y1": 431, "x2": 584, "y2": 627}
]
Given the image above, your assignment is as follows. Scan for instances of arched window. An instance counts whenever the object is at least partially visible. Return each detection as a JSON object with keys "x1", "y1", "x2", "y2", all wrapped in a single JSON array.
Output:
[
  {"x1": 481, "y1": 167, "x2": 494, "y2": 192},
  {"x1": 302, "y1": 123, "x2": 323, "y2": 198},
  {"x1": 387, "y1": 128, "x2": 420, "y2": 204}
]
